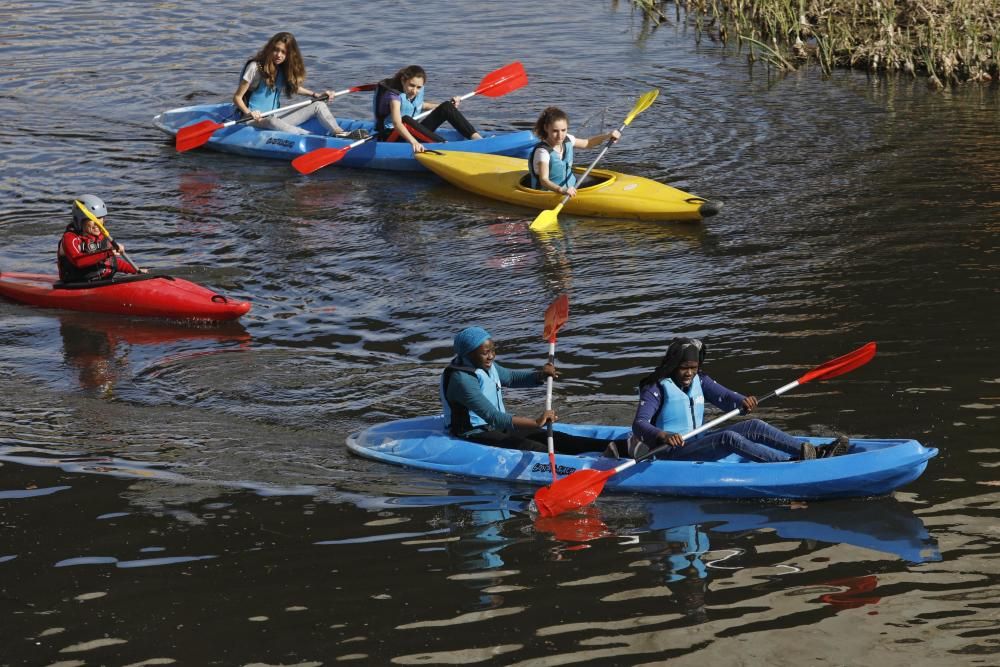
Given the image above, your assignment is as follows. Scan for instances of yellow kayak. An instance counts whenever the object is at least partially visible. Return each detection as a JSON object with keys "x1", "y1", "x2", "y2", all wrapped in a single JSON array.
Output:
[{"x1": 415, "y1": 150, "x2": 720, "y2": 222}]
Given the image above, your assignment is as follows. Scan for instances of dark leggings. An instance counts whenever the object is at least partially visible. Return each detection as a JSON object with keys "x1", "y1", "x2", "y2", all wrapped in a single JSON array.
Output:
[
  {"x1": 381, "y1": 100, "x2": 478, "y2": 142},
  {"x1": 463, "y1": 427, "x2": 621, "y2": 455}
]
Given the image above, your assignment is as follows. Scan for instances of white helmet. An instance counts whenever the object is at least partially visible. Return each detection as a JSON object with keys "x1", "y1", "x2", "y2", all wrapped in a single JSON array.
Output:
[{"x1": 72, "y1": 194, "x2": 108, "y2": 230}]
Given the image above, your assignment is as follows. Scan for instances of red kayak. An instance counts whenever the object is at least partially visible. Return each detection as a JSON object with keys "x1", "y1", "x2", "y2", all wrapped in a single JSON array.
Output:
[{"x1": 0, "y1": 272, "x2": 251, "y2": 321}]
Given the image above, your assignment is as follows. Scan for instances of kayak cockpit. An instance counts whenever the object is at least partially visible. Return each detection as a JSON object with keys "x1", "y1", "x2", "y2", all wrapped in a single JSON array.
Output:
[{"x1": 515, "y1": 169, "x2": 618, "y2": 194}]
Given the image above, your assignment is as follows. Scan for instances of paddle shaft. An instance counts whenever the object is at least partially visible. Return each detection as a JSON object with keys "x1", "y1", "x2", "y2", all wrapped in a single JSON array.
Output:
[
  {"x1": 91, "y1": 217, "x2": 140, "y2": 273},
  {"x1": 545, "y1": 340, "x2": 557, "y2": 479},
  {"x1": 232, "y1": 86, "x2": 358, "y2": 126}
]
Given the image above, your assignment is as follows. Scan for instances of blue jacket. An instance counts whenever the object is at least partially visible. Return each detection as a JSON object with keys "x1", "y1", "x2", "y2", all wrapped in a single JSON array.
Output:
[{"x1": 632, "y1": 372, "x2": 746, "y2": 447}]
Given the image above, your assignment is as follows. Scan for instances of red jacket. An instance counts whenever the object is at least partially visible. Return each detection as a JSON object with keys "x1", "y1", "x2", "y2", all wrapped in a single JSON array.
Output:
[{"x1": 57, "y1": 230, "x2": 138, "y2": 282}]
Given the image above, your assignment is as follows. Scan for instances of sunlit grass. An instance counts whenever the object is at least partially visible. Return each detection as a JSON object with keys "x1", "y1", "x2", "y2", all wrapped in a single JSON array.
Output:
[{"x1": 631, "y1": 0, "x2": 999, "y2": 86}]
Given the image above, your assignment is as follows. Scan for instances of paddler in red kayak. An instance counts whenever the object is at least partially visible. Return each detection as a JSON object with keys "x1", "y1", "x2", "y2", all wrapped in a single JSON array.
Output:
[{"x1": 57, "y1": 195, "x2": 144, "y2": 283}]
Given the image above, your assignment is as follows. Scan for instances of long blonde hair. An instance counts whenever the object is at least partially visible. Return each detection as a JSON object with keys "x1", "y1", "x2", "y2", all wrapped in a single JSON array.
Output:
[{"x1": 252, "y1": 32, "x2": 305, "y2": 96}]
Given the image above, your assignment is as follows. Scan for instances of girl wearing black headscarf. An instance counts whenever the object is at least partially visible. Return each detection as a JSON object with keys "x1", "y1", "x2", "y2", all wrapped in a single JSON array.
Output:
[{"x1": 631, "y1": 338, "x2": 847, "y2": 462}]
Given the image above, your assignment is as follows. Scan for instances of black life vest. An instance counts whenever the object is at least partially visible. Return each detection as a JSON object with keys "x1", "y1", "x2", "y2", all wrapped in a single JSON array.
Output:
[
  {"x1": 57, "y1": 228, "x2": 116, "y2": 283},
  {"x1": 440, "y1": 361, "x2": 479, "y2": 435}
]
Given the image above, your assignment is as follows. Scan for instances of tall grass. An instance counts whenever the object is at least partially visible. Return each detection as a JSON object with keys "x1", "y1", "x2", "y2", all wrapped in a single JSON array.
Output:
[{"x1": 631, "y1": 0, "x2": 999, "y2": 86}]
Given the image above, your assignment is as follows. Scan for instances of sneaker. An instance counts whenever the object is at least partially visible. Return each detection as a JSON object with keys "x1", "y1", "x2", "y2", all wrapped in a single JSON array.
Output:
[
  {"x1": 818, "y1": 435, "x2": 850, "y2": 458},
  {"x1": 336, "y1": 128, "x2": 369, "y2": 140},
  {"x1": 799, "y1": 443, "x2": 817, "y2": 461},
  {"x1": 603, "y1": 441, "x2": 621, "y2": 459},
  {"x1": 626, "y1": 434, "x2": 650, "y2": 461}
]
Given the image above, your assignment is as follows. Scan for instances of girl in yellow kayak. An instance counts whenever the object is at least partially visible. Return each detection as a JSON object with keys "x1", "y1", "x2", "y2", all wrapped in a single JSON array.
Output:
[
  {"x1": 528, "y1": 106, "x2": 620, "y2": 196},
  {"x1": 233, "y1": 32, "x2": 366, "y2": 139}
]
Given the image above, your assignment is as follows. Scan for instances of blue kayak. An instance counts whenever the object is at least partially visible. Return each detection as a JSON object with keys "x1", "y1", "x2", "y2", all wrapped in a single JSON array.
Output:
[
  {"x1": 153, "y1": 103, "x2": 536, "y2": 172},
  {"x1": 346, "y1": 416, "x2": 938, "y2": 500}
]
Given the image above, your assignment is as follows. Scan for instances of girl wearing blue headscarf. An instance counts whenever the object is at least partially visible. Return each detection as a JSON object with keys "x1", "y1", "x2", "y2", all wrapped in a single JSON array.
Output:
[{"x1": 440, "y1": 326, "x2": 630, "y2": 456}]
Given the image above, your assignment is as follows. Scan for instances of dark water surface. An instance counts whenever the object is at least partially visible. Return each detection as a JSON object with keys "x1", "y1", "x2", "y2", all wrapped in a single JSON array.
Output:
[{"x1": 2, "y1": 1, "x2": 999, "y2": 665}]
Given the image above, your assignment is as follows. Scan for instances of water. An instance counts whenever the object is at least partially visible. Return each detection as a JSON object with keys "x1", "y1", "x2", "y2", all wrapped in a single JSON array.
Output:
[{"x1": 1, "y1": 1, "x2": 998, "y2": 664}]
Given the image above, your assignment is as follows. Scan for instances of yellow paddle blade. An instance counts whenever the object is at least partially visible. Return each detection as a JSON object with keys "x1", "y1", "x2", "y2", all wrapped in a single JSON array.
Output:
[
  {"x1": 529, "y1": 202, "x2": 564, "y2": 232},
  {"x1": 623, "y1": 89, "x2": 659, "y2": 125}
]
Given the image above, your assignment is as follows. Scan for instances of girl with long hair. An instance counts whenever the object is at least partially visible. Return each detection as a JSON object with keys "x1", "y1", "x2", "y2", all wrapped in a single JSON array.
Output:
[{"x1": 233, "y1": 32, "x2": 366, "y2": 138}]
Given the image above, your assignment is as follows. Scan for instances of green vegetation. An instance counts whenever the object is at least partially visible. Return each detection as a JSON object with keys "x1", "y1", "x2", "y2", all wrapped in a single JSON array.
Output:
[{"x1": 632, "y1": 0, "x2": 999, "y2": 86}]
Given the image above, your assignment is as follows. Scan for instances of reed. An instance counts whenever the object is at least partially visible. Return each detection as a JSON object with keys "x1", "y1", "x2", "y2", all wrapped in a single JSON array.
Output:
[{"x1": 630, "y1": 0, "x2": 999, "y2": 85}]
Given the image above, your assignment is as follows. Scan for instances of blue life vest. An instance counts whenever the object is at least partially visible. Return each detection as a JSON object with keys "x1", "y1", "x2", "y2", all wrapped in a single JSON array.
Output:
[
  {"x1": 440, "y1": 360, "x2": 506, "y2": 434},
  {"x1": 245, "y1": 63, "x2": 286, "y2": 113},
  {"x1": 373, "y1": 83, "x2": 424, "y2": 132},
  {"x1": 528, "y1": 139, "x2": 576, "y2": 190},
  {"x1": 654, "y1": 375, "x2": 705, "y2": 435}
]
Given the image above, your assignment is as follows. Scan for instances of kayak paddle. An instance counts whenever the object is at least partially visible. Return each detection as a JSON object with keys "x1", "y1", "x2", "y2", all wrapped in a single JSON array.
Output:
[
  {"x1": 529, "y1": 89, "x2": 659, "y2": 232},
  {"x1": 542, "y1": 294, "x2": 570, "y2": 482},
  {"x1": 291, "y1": 61, "x2": 528, "y2": 175},
  {"x1": 73, "y1": 199, "x2": 141, "y2": 272},
  {"x1": 175, "y1": 83, "x2": 377, "y2": 152},
  {"x1": 533, "y1": 341, "x2": 878, "y2": 517}
]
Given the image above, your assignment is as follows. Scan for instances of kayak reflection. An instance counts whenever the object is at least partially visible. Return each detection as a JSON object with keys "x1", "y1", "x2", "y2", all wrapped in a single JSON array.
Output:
[
  {"x1": 337, "y1": 483, "x2": 939, "y2": 573},
  {"x1": 57, "y1": 311, "x2": 250, "y2": 395},
  {"x1": 641, "y1": 496, "x2": 941, "y2": 565}
]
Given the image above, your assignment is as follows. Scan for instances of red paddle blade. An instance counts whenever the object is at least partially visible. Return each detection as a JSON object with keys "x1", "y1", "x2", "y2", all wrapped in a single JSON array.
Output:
[
  {"x1": 348, "y1": 83, "x2": 378, "y2": 93},
  {"x1": 533, "y1": 505, "x2": 611, "y2": 542},
  {"x1": 799, "y1": 342, "x2": 877, "y2": 385},
  {"x1": 543, "y1": 294, "x2": 569, "y2": 342},
  {"x1": 475, "y1": 61, "x2": 528, "y2": 97},
  {"x1": 291, "y1": 146, "x2": 351, "y2": 174},
  {"x1": 175, "y1": 119, "x2": 224, "y2": 152},
  {"x1": 534, "y1": 468, "x2": 615, "y2": 517}
]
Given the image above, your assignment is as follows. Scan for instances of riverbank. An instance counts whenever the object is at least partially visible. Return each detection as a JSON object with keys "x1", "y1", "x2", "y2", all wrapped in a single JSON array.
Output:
[{"x1": 634, "y1": 0, "x2": 999, "y2": 86}]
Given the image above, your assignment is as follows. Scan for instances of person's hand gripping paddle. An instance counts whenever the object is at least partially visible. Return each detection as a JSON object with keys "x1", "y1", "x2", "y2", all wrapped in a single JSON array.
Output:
[{"x1": 541, "y1": 294, "x2": 569, "y2": 481}]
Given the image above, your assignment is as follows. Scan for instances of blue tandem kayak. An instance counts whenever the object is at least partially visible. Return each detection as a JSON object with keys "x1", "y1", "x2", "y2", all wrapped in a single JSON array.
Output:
[
  {"x1": 153, "y1": 103, "x2": 536, "y2": 172},
  {"x1": 346, "y1": 416, "x2": 938, "y2": 500}
]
